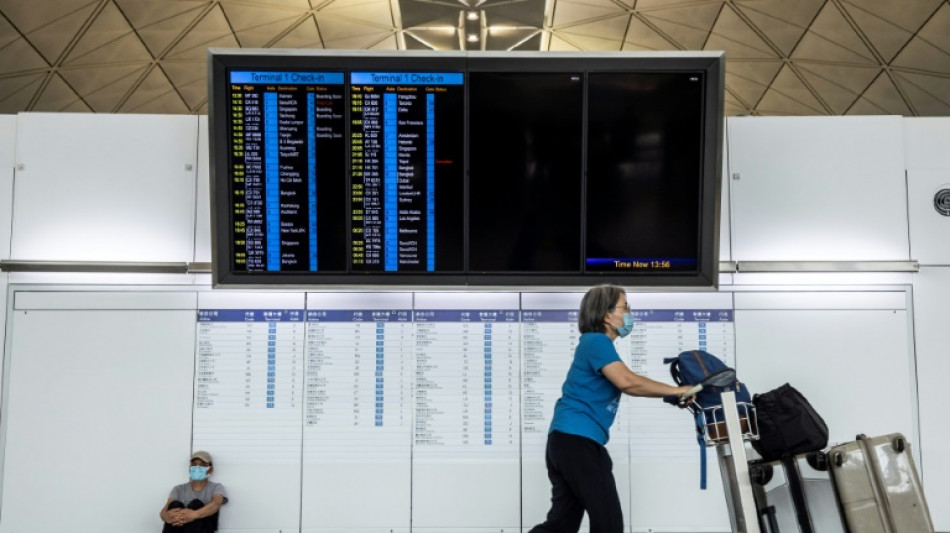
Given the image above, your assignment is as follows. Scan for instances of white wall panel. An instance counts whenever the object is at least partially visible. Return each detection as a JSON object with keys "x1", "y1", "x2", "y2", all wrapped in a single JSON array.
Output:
[
  {"x1": 728, "y1": 116, "x2": 908, "y2": 261},
  {"x1": 734, "y1": 291, "x2": 917, "y2": 453},
  {"x1": 720, "y1": 128, "x2": 731, "y2": 262},
  {"x1": 0, "y1": 302, "x2": 196, "y2": 533},
  {"x1": 0, "y1": 168, "x2": 11, "y2": 260},
  {"x1": 904, "y1": 118, "x2": 950, "y2": 169},
  {"x1": 11, "y1": 113, "x2": 198, "y2": 262},
  {"x1": 196, "y1": 115, "x2": 211, "y2": 263},
  {"x1": 907, "y1": 169, "x2": 950, "y2": 265},
  {"x1": 0, "y1": 116, "x2": 15, "y2": 260},
  {"x1": 0, "y1": 115, "x2": 15, "y2": 167},
  {"x1": 911, "y1": 267, "x2": 950, "y2": 531}
]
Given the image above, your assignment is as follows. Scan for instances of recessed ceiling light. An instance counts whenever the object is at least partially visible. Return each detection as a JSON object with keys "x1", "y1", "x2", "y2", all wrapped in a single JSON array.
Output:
[
  {"x1": 467, "y1": 33, "x2": 479, "y2": 42},
  {"x1": 466, "y1": 10, "x2": 479, "y2": 21}
]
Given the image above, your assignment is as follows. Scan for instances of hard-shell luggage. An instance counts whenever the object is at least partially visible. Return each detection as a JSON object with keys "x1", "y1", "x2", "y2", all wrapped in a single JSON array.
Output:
[
  {"x1": 828, "y1": 433, "x2": 934, "y2": 533},
  {"x1": 749, "y1": 452, "x2": 846, "y2": 533}
]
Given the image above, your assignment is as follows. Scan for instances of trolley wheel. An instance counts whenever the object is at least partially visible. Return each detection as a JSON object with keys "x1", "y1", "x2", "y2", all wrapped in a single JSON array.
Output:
[
  {"x1": 806, "y1": 451, "x2": 829, "y2": 471},
  {"x1": 892, "y1": 436, "x2": 906, "y2": 453},
  {"x1": 750, "y1": 464, "x2": 773, "y2": 485}
]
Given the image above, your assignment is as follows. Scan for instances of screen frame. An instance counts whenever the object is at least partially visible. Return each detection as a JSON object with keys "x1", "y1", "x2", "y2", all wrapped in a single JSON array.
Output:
[{"x1": 209, "y1": 49, "x2": 724, "y2": 289}]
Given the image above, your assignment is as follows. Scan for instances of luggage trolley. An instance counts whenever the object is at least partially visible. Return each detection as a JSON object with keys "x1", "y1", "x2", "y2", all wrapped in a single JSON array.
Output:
[{"x1": 697, "y1": 391, "x2": 761, "y2": 533}]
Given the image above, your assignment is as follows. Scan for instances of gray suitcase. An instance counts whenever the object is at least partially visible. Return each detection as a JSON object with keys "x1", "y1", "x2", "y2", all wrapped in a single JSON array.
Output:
[
  {"x1": 750, "y1": 452, "x2": 846, "y2": 533},
  {"x1": 828, "y1": 433, "x2": 934, "y2": 533}
]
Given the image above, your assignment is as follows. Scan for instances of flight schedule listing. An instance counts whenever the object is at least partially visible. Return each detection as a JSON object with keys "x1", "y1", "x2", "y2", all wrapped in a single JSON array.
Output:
[
  {"x1": 350, "y1": 72, "x2": 464, "y2": 272},
  {"x1": 228, "y1": 70, "x2": 346, "y2": 273}
]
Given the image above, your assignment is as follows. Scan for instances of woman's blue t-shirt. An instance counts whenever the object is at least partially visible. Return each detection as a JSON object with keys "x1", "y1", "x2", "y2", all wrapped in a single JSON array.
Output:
[{"x1": 549, "y1": 332, "x2": 623, "y2": 445}]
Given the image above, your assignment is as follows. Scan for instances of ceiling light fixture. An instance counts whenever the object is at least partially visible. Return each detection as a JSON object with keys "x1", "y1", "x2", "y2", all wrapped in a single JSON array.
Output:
[
  {"x1": 467, "y1": 33, "x2": 479, "y2": 42},
  {"x1": 467, "y1": 10, "x2": 479, "y2": 21}
]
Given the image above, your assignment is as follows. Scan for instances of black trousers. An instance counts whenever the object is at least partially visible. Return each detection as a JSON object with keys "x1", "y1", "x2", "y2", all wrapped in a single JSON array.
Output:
[
  {"x1": 162, "y1": 499, "x2": 218, "y2": 533},
  {"x1": 529, "y1": 430, "x2": 624, "y2": 533}
]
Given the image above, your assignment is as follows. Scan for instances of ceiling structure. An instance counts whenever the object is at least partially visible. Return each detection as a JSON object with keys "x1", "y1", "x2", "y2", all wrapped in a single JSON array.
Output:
[{"x1": 0, "y1": 0, "x2": 948, "y2": 116}]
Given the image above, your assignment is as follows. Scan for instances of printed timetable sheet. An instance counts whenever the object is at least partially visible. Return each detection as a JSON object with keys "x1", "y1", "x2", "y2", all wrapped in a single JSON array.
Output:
[{"x1": 190, "y1": 292, "x2": 736, "y2": 530}]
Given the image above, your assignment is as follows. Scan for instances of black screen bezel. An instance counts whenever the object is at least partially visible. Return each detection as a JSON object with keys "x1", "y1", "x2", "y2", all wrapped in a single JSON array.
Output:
[{"x1": 209, "y1": 50, "x2": 724, "y2": 288}]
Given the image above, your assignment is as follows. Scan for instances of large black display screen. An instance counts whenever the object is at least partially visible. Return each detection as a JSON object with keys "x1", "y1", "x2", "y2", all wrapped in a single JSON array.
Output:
[{"x1": 209, "y1": 51, "x2": 724, "y2": 287}]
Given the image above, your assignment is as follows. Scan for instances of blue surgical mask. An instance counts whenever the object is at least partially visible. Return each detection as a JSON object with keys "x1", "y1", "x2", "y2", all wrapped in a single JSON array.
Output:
[
  {"x1": 189, "y1": 465, "x2": 210, "y2": 481},
  {"x1": 616, "y1": 312, "x2": 635, "y2": 338}
]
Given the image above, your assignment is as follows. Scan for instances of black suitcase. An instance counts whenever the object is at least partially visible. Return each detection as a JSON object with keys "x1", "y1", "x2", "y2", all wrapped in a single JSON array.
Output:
[{"x1": 749, "y1": 452, "x2": 846, "y2": 533}]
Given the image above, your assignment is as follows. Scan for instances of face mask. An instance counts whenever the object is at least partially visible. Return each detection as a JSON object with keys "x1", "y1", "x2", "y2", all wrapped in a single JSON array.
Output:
[
  {"x1": 189, "y1": 465, "x2": 210, "y2": 481},
  {"x1": 615, "y1": 312, "x2": 635, "y2": 338}
]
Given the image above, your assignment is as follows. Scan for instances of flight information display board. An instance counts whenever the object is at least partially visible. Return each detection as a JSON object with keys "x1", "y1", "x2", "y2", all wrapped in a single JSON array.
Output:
[
  {"x1": 349, "y1": 72, "x2": 464, "y2": 272},
  {"x1": 227, "y1": 70, "x2": 347, "y2": 273},
  {"x1": 209, "y1": 51, "x2": 726, "y2": 287}
]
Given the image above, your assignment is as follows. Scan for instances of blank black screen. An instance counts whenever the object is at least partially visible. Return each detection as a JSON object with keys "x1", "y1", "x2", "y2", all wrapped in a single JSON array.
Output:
[
  {"x1": 468, "y1": 72, "x2": 584, "y2": 272},
  {"x1": 585, "y1": 72, "x2": 704, "y2": 273}
]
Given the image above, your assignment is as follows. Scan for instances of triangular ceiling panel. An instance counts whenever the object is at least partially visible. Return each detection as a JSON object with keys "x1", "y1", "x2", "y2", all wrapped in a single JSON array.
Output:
[
  {"x1": 486, "y1": 0, "x2": 546, "y2": 27},
  {"x1": 0, "y1": 10, "x2": 22, "y2": 49},
  {"x1": 161, "y1": 61, "x2": 205, "y2": 89},
  {"x1": 405, "y1": 32, "x2": 434, "y2": 50},
  {"x1": 556, "y1": 13, "x2": 630, "y2": 43},
  {"x1": 322, "y1": 0, "x2": 395, "y2": 28},
  {"x1": 732, "y1": 0, "x2": 824, "y2": 29},
  {"x1": 165, "y1": 6, "x2": 238, "y2": 60},
  {"x1": 271, "y1": 17, "x2": 323, "y2": 49},
  {"x1": 317, "y1": 13, "x2": 392, "y2": 44},
  {"x1": 796, "y1": 66, "x2": 862, "y2": 114},
  {"x1": 768, "y1": 64, "x2": 828, "y2": 113},
  {"x1": 548, "y1": 33, "x2": 584, "y2": 51},
  {"x1": 891, "y1": 36, "x2": 950, "y2": 74},
  {"x1": 636, "y1": 0, "x2": 720, "y2": 10},
  {"x1": 234, "y1": 16, "x2": 310, "y2": 48},
  {"x1": 63, "y1": 32, "x2": 152, "y2": 67},
  {"x1": 219, "y1": 3, "x2": 306, "y2": 47},
  {"x1": 705, "y1": 6, "x2": 779, "y2": 59},
  {"x1": 795, "y1": 2, "x2": 876, "y2": 63},
  {"x1": 552, "y1": 0, "x2": 625, "y2": 27},
  {"x1": 641, "y1": 3, "x2": 722, "y2": 50},
  {"x1": 841, "y1": 0, "x2": 942, "y2": 33},
  {"x1": 31, "y1": 73, "x2": 84, "y2": 112},
  {"x1": 173, "y1": 75, "x2": 208, "y2": 111},
  {"x1": 403, "y1": 28, "x2": 459, "y2": 50},
  {"x1": 725, "y1": 70, "x2": 772, "y2": 109},
  {"x1": 77, "y1": 65, "x2": 148, "y2": 111},
  {"x1": 323, "y1": 29, "x2": 397, "y2": 50},
  {"x1": 732, "y1": 3, "x2": 809, "y2": 56},
  {"x1": 795, "y1": 62, "x2": 879, "y2": 94},
  {"x1": 726, "y1": 59, "x2": 783, "y2": 85},
  {"x1": 119, "y1": 67, "x2": 188, "y2": 113},
  {"x1": 623, "y1": 15, "x2": 678, "y2": 51},
  {"x1": 0, "y1": 74, "x2": 44, "y2": 113},
  {"x1": 916, "y1": 3, "x2": 950, "y2": 56},
  {"x1": 895, "y1": 71, "x2": 950, "y2": 115},
  {"x1": 59, "y1": 63, "x2": 147, "y2": 101},
  {"x1": 368, "y1": 33, "x2": 399, "y2": 50},
  {"x1": 24, "y1": 2, "x2": 98, "y2": 63},
  {"x1": 857, "y1": 72, "x2": 912, "y2": 115},
  {"x1": 756, "y1": 85, "x2": 826, "y2": 115},
  {"x1": 62, "y1": 2, "x2": 134, "y2": 64},
  {"x1": 135, "y1": 6, "x2": 209, "y2": 57},
  {"x1": 836, "y1": 2, "x2": 913, "y2": 63},
  {"x1": 113, "y1": 0, "x2": 206, "y2": 30},
  {"x1": 1, "y1": 0, "x2": 94, "y2": 32},
  {"x1": 488, "y1": 29, "x2": 542, "y2": 51},
  {"x1": 555, "y1": 29, "x2": 623, "y2": 51},
  {"x1": 846, "y1": 95, "x2": 889, "y2": 115},
  {"x1": 0, "y1": 37, "x2": 50, "y2": 74}
]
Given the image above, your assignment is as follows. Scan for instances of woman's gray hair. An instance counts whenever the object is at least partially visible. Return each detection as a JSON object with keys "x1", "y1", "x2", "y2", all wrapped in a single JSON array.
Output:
[{"x1": 578, "y1": 284, "x2": 626, "y2": 334}]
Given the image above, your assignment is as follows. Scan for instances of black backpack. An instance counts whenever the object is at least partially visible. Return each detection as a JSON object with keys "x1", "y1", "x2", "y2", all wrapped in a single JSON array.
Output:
[{"x1": 751, "y1": 383, "x2": 829, "y2": 461}]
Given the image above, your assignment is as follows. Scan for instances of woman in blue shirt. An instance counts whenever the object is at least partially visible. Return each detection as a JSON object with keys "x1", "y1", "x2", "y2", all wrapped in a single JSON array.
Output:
[{"x1": 529, "y1": 284, "x2": 694, "y2": 533}]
